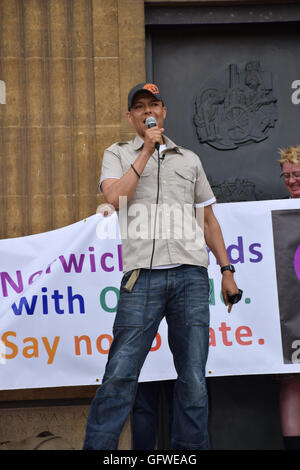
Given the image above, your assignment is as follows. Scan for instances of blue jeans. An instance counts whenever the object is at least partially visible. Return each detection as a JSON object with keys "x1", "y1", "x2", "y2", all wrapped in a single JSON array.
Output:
[
  {"x1": 131, "y1": 380, "x2": 175, "y2": 450},
  {"x1": 83, "y1": 265, "x2": 210, "y2": 450}
]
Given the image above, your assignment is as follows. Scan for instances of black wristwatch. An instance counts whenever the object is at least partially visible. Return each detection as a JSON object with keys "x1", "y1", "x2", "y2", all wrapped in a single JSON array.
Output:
[{"x1": 220, "y1": 264, "x2": 235, "y2": 274}]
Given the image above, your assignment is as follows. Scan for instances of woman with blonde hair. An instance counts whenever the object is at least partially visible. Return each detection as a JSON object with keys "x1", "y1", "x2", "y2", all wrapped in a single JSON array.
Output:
[{"x1": 278, "y1": 144, "x2": 300, "y2": 449}]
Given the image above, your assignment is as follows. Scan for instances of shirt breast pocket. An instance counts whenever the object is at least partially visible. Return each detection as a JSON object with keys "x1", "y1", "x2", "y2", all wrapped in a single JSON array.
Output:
[
  {"x1": 134, "y1": 168, "x2": 153, "y2": 200},
  {"x1": 174, "y1": 168, "x2": 196, "y2": 203}
]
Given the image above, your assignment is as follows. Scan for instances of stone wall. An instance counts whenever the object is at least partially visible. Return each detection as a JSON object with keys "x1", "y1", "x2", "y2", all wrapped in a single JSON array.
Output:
[
  {"x1": 0, "y1": 0, "x2": 145, "y2": 239},
  {"x1": 0, "y1": 0, "x2": 145, "y2": 450},
  {"x1": 0, "y1": 404, "x2": 131, "y2": 450}
]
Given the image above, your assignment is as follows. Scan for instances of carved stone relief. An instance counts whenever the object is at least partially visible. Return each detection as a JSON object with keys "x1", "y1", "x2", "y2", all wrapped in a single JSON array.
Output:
[
  {"x1": 207, "y1": 175, "x2": 272, "y2": 203},
  {"x1": 194, "y1": 61, "x2": 278, "y2": 150}
]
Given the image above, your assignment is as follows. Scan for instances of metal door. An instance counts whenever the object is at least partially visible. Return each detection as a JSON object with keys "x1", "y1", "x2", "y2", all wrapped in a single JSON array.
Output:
[
  {"x1": 144, "y1": 4, "x2": 300, "y2": 450},
  {"x1": 146, "y1": 12, "x2": 300, "y2": 203}
]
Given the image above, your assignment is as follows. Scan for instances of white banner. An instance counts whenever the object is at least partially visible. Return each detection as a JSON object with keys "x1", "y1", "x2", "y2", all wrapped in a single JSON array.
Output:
[{"x1": 1, "y1": 199, "x2": 300, "y2": 390}]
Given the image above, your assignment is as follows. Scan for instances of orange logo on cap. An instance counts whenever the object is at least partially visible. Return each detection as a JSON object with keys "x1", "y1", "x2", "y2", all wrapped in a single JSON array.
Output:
[{"x1": 143, "y1": 83, "x2": 160, "y2": 94}]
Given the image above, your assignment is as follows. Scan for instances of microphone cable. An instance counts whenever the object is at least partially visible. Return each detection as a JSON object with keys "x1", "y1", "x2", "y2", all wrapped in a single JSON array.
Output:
[
  {"x1": 145, "y1": 145, "x2": 162, "y2": 308},
  {"x1": 135, "y1": 116, "x2": 164, "y2": 380},
  {"x1": 136, "y1": 144, "x2": 163, "y2": 377},
  {"x1": 149, "y1": 145, "x2": 162, "y2": 271},
  {"x1": 145, "y1": 116, "x2": 163, "y2": 272}
]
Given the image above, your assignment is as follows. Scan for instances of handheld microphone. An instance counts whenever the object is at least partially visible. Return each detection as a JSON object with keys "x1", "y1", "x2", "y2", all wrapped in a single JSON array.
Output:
[
  {"x1": 145, "y1": 116, "x2": 157, "y2": 128},
  {"x1": 145, "y1": 116, "x2": 160, "y2": 151}
]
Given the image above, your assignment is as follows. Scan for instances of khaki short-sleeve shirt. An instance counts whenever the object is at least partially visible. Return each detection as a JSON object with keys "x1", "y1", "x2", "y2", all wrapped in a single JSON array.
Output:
[{"x1": 99, "y1": 135, "x2": 216, "y2": 272}]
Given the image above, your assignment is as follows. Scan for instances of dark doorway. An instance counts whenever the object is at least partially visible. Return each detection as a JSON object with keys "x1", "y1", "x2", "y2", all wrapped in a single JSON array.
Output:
[
  {"x1": 146, "y1": 8, "x2": 300, "y2": 203},
  {"x1": 145, "y1": 4, "x2": 300, "y2": 450}
]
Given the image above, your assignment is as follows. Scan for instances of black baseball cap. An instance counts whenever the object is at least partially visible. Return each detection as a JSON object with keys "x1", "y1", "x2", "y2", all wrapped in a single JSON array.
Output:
[{"x1": 128, "y1": 83, "x2": 164, "y2": 110}]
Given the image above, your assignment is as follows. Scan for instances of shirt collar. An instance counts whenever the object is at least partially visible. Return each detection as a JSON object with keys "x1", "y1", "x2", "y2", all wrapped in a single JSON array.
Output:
[
  {"x1": 132, "y1": 134, "x2": 183, "y2": 155},
  {"x1": 132, "y1": 135, "x2": 144, "y2": 150}
]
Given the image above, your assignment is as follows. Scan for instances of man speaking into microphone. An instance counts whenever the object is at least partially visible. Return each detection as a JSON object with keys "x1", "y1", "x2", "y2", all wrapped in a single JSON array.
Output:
[{"x1": 83, "y1": 83, "x2": 241, "y2": 450}]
